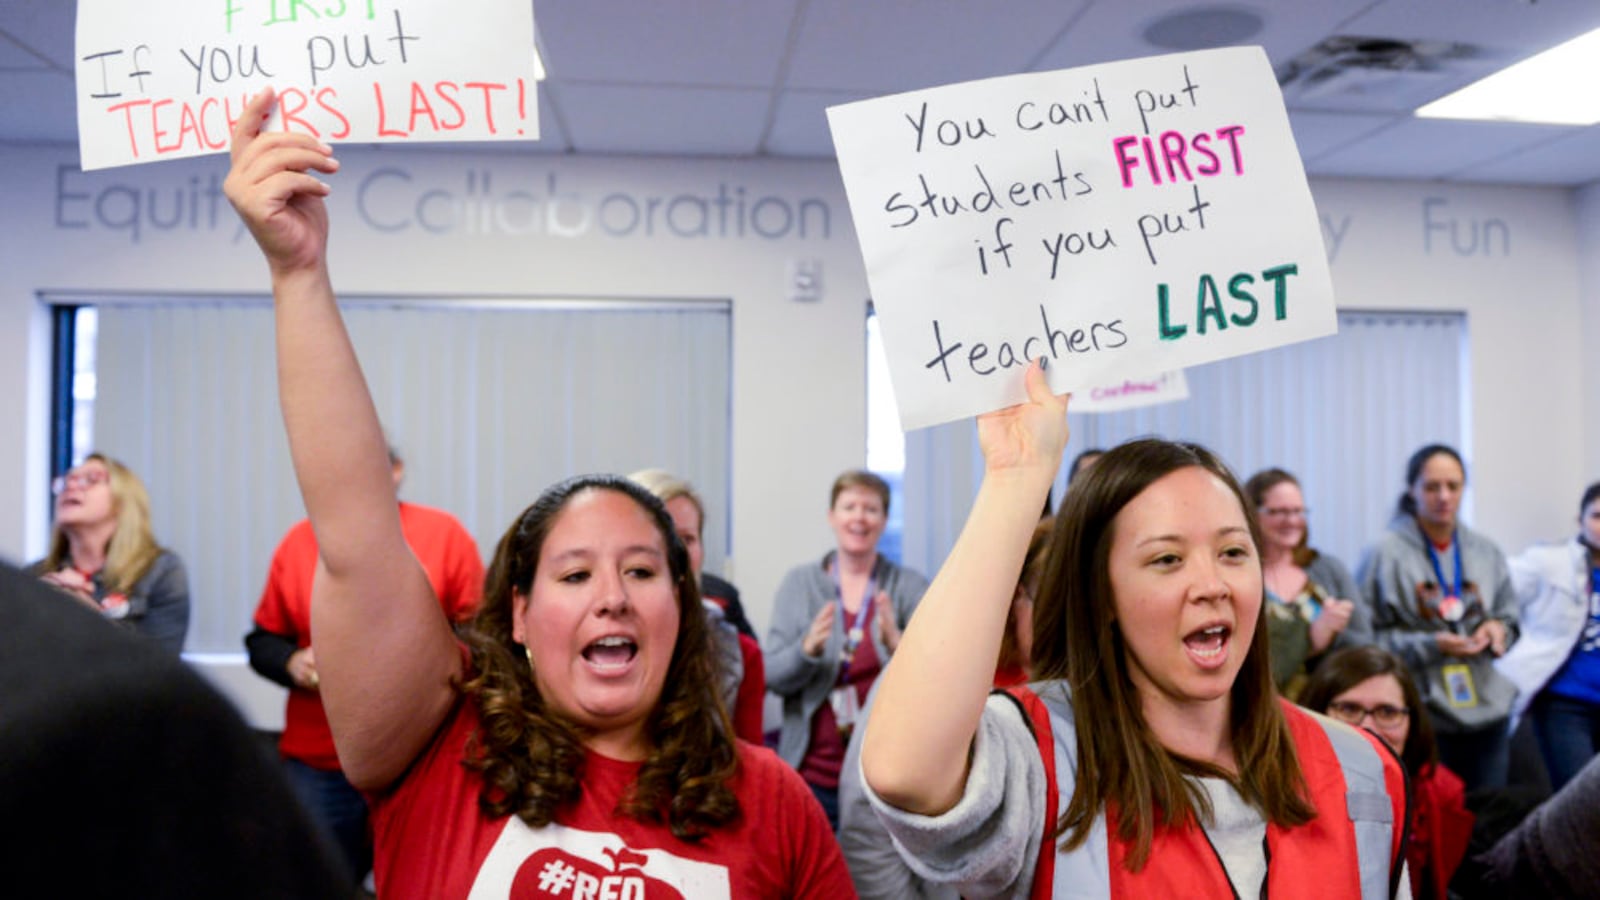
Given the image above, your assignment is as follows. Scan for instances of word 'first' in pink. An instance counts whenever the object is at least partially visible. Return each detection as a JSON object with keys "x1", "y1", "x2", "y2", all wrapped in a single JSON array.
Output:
[{"x1": 1112, "y1": 126, "x2": 1245, "y2": 189}]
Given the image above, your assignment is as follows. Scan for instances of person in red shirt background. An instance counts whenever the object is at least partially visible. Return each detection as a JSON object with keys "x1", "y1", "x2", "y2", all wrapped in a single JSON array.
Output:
[{"x1": 246, "y1": 446, "x2": 484, "y2": 885}]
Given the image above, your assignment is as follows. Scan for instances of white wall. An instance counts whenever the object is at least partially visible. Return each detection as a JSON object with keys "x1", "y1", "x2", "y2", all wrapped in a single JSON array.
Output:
[
  {"x1": 1575, "y1": 181, "x2": 1600, "y2": 482},
  {"x1": 1310, "y1": 177, "x2": 1586, "y2": 550},
  {"x1": 0, "y1": 142, "x2": 1593, "y2": 725}
]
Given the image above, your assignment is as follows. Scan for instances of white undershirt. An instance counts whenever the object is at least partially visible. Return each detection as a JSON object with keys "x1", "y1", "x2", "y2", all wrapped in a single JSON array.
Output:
[{"x1": 1196, "y1": 777, "x2": 1267, "y2": 897}]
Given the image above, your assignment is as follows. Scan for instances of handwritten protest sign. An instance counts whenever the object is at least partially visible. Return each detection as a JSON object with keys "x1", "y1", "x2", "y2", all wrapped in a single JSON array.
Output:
[
  {"x1": 75, "y1": 0, "x2": 539, "y2": 171},
  {"x1": 1075, "y1": 370, "x2": 1189, "y2": 414},
  {"x1": 828, "y1": 47, "x2": 1335, "y2": 430}
]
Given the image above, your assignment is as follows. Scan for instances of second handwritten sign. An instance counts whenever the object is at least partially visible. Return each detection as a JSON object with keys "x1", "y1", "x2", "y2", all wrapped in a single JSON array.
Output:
[{"x1": 828, "y1": 47, "x2": 1336, "y2": 430}]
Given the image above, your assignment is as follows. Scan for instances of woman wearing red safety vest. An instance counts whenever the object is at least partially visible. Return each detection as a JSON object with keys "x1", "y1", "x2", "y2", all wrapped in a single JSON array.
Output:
[{"x1": 859, "y1": 364, "x2": 1410, "y2": 898}]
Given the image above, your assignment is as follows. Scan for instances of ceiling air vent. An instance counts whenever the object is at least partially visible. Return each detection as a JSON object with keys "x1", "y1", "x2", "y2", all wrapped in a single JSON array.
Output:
[{"x1": 1276, "y1": 36, "x2": 1490, "y2": 112}]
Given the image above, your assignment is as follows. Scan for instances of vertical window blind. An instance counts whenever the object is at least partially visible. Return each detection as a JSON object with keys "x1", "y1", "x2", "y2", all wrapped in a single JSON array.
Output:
[
  {"x1": 87, "y1": 298, "x2": 731, "y2": 654},
  {"x1": 900, "y1": 311, "x2": 1468, "y2": 578}
]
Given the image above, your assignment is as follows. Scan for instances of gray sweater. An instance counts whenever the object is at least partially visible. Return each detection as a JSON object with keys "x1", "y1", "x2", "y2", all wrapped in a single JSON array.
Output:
[
  {"x1": 764, "y1": 551, "x2": 928, "y2": 769},
  {"x1": 29, "y1": 550, "x2": 189, "y2": 656},
  {"x1": 1357, "y1": 516, "x2": 1518, "y2": 724}
]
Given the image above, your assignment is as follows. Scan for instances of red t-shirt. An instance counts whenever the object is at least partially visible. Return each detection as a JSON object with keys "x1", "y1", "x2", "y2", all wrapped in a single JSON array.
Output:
[
  {"x1": 370, "y1": 697, "x2": 853, "y2": 899},
  {"x1": 732, "y1": 633, "x2": 767, "y2": 745},
  {"x1": 252, "y1": 503, "x2": 484, "y2": 769}
]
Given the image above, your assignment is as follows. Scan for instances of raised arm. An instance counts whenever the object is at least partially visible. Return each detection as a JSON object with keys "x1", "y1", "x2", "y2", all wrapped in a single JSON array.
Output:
[
  {"x1": 224, "y1": 89, "x2": 460, "y2": 790},
  {"x1": 861, "y1": 361, "x2": 1068, "y2": 815}
]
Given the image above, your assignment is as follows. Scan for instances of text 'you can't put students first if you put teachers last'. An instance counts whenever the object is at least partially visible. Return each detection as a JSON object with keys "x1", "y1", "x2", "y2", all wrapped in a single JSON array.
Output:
[{"x1": 828, "y1": 46, "x2": 1338, "y2": 431}]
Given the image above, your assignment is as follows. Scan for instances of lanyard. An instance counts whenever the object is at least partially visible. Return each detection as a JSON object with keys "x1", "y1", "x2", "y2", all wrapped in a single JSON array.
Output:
[
  {"x1": 1421, "y1": 524, "x2": 1470, "y2": 631},
  {"x1": 1421, "y1": 526, "x2": 1463, "y2": 601},
  {"x1": 831, "y1": 557, "x2": 878, "y2": 668}
]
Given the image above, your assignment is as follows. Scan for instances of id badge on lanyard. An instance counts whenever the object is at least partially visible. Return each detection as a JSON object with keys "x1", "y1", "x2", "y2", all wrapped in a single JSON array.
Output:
[
  {"x1": 1425, "y1": 527, "x2": 1479, "y2": 707},
  {"x1": 829, "y1": 685, "x2": 863, "y2": 736}
]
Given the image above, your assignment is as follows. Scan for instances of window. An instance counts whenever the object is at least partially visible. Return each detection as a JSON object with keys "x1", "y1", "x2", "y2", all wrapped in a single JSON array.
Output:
[
  {"x1": 896, "y1": 310, "x2": 1469, "y2": 574},
  {"x1": 866, "y1": 309, "x2": 906, "y2": 562},
  {"x1": 49, "y1": 295, "x2": 732, "y2": 655}
]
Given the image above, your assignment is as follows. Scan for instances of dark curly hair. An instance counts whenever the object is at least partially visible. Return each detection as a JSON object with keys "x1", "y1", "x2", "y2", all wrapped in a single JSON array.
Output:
[{"x1": 457, "y1": 474, "x2": 739, "y2": 840}]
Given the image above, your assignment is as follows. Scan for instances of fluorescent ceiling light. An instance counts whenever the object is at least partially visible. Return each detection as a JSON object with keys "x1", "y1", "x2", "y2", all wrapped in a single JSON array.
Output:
[{"x1": 1416, "y1": 25, "x2": 1600, "y2": 125}]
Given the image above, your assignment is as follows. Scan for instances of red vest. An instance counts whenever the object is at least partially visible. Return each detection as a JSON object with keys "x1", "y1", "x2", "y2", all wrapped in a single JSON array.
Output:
[{"x1": 1007, "y1": 688, "x2": 1407, "y2": 899}]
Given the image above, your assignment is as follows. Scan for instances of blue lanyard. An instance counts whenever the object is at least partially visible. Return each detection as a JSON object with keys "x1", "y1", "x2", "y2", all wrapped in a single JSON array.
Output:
[{"x1": 1422, "y1": 525, "x2": 1463, "y2": 601}]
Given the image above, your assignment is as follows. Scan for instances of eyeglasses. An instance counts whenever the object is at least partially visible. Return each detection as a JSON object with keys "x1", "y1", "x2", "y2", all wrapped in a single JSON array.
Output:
[
  {"x1": 1260, "y1": 506, "x2": 1309, "y2": 519},
  {"x1": 51, "y1": 469, "x2": 109, "y2": 495},
  {"x1": 1326, "y1": 701, "x2": 1409, "y2": 729}
]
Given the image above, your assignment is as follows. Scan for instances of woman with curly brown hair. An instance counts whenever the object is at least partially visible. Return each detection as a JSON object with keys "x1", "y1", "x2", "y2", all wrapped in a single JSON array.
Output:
[{"x1": 223, "y1": 89, "x2": 850, "y2": 899}]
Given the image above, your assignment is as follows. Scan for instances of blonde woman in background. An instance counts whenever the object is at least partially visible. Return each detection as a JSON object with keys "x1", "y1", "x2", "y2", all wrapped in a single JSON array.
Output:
[
  {"x1": 33, "y1": 452, "x2": 189, "y2": 655},
  {"x1": 629, "y1": 468, "x2": 767, "y2": 744}
]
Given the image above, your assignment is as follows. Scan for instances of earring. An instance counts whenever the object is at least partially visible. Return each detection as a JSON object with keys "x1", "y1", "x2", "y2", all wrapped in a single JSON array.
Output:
[{"x1": 524, "y1": 645, "x2": 534, "y2": 669}]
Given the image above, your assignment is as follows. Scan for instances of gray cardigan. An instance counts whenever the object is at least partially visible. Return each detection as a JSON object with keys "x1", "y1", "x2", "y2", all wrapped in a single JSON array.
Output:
[
  {"x1": 29, "y1": 550, "x2": 189, "y2": 656},
  {"x1": 764, "y1": 551, "x2": 929, "y2": 769}
]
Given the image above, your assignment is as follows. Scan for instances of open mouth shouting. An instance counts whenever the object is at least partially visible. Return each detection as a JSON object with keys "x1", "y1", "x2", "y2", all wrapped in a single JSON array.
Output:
[
  {"x1": 1182, "y1": 622, "x2": 1233, "y2": 669},
  {"x1": 581, "y1": 635, "x2": 639, "y2": 673}
]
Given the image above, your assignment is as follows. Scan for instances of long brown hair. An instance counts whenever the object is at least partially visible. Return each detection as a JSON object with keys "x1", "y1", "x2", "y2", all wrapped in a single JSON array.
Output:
[
  {"x1": 458, "y1": 475, "x2": 738, "y2": 840},
  {"x1": 43, "y1": 453, "x2": 165, "y2": 594},
  {"x1": 1031, "y1": 439, "x2": 1315, "y2": 870}
]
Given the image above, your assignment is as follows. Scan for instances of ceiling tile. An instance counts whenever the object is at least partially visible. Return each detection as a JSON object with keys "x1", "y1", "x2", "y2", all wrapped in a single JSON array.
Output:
[
  {"x1": 537, "y1": 0, "x2": 800, "y2": 87},
  {"x1": 0, "y1": 30, "x2": 51, "y2": 69},
  {"x1": 1033, "y1": 0, "x2": 1364, "y2": 71},
  {"x1": 1456, "y1": 126, "x2": 1600, "y2": 187},
  {"x1": 767, "y1": 87, "x2": 872, "y2": 157},
  {"x1": 0, "y1": 0, "x2": 74, "y2": 68},
  {"x1": 556, "y1": 83, "x2": 770, "y2": 155},
  {"x1": 1286, "y1": 109, "x2": 1398, "y2": 162},
  {"x1": 1310, "y1": 116, "x2": 1575, "y2": 181},
  {"x1": 0, "y1": 68, "x2": 76, "y2": 142},
  {"x1": 4, "y1": 0, "x2": 1600, "y2": 186},
  {"x1": 787, "y1": 0, "x2": 1090, "y2": 93},
  {"x1": 1335, "y1": 0, "x2": 1600, "y2": 58}
]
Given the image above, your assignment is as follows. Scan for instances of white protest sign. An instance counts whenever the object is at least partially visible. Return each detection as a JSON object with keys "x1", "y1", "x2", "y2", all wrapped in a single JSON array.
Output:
[
  {"x1": 1075, "y1": 370, "x2": 1189, "y2": 413},
  {"x1": 75, "y1": 0, "x2": 539, "y2": 171},
  {"x1": 828, "y1": 47, "x2": 1336, "y2": 431}
]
